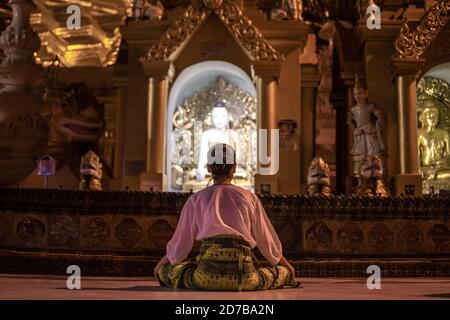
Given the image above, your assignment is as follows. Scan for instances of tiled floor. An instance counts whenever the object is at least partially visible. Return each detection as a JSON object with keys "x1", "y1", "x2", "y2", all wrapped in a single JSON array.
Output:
[{"x1": 0, "y1": 274, "x2": 450, "y2": 300}]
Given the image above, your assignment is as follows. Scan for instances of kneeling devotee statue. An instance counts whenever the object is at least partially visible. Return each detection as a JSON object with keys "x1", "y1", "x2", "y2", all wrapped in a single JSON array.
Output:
[
  {"x1": 354, "y1": 155, "x2": 389, "y2": 196},
  {"x1": 347, "y1": 76, "x2": 387, "y2": 192},
  {"x1": 418, "y1": 99, "x2": 450, "y2": 192},
  {"x1": 79, "y1": 150, "x2": 103, "y2": 191},
  {"x1": 307, "y1": 156, "x2": 332, "y2": 196}
]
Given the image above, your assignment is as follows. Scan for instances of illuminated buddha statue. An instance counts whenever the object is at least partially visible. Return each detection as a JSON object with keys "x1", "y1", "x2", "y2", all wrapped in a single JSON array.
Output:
[
  {"x1": 418, "y1": 99, "x2": 450, "y2": 181},
  {"x1": 196, "y1": 102, "x2": 240, "y2": 181}
]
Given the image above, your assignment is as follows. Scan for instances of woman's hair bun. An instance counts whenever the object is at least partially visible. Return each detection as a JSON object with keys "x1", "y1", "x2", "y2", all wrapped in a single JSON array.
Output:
[{"x1": 207, "y1": 144, "x2": 236, "y2": 179}]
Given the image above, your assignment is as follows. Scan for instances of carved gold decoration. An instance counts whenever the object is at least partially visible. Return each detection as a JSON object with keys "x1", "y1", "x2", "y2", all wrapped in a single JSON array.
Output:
[
  {"x1": 146, "y1": 3, "x2": 208, "y2": 61},
  {"x1": 145, "y1": 0, "x2": 283, "y2": 62},
  {"x1": 394, "y1": 0, "x2": 450, "y2": 60},
  {"x1": 30, "y1": 0, "x2": 128, "y2": 67},
  {"x1": 217, "y1": 0, "x2": 282, "y2": 60},
  {"x1": 417, "y1": 76, "x2": 450, "y2": 129}
]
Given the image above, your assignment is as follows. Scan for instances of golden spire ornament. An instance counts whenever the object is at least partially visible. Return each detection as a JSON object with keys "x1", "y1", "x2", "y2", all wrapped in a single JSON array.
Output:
[{"x1": 202, "y1": 0, "x2": 223, "y2": 9}]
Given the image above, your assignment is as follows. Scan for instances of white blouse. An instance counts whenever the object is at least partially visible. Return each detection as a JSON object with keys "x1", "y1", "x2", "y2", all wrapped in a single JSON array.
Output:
[{"x1": 166, "y1": 184, "x2": 283, "y2": 265}]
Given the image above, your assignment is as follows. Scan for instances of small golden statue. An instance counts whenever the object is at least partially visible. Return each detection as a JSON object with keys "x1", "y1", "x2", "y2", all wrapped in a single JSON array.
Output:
[
  {"x1": 353, "y1": 155, "x2": 389, "y2": 196},
  {"x1": 418, "y1": 99, "x2": 450, "y2": 181},
  {"x1": 417, "y1": 77, "x2": 450, "y2": 194},
  {"x1": 347, "y1": 74, "x2": 387, "y2": 190},
  {"x1": 79, "y1": 150, "x2": 103, "y2": 191},
  {"x1": 307, "y1": 156, "x2": 332, "y2": 196}
]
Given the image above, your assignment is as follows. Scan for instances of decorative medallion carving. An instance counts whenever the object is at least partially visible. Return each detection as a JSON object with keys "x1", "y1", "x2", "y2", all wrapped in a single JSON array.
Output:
[
  {"x1": 337, "y1": 222, "x2": 364, "y2": 253},
  {"x1": 273, "y1": 219, "x2": 299, "y2": 250},
  {"x1": 81, "y1": 217, "x2": 111, "y2": 247},
  {"x1": 394, "y1": 0, "x2": 450, "y2": 59},
  {"x1": 49, "y1": 214, "x2": 79, "y2": 247},
  {"x1": 427, "y1": 224, "x2": 450, "y2": 252},
  {"x1": 305, "y1": 221, "x2": 332, "y2": 251},
  {"x1": 115, "y1": 218, "x2": 144, "y2": 249},
  {"x1": 16, "y1": 215, "x2": 46, "y2": 245},
  {"x1": 398, "y1": 224, "x2": 424, "y2": 252},
  {"x1": 368, "y1": 223, "x2": 394, "y2": 252},
  {"x1": 0, "y1": 216, "x2": 12, "y2": 241},
  {"x1": 145, "y1": 0, "x2": 282, "y2": 62},
  {"x1": 148, "y1": 219, "x2": 175, "y2": 248}
]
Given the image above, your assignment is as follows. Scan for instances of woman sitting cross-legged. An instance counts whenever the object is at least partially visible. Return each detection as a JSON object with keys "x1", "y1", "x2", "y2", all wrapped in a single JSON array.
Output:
[{"x1": 154, "y1": 143, "x2": 301, "y2": 291}]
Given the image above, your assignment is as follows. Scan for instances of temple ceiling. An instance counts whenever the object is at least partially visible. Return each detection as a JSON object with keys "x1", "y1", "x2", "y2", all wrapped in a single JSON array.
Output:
[
  {"x1": 29, "y1": 0, "x2": 130, "y2": 67},
  {"x1": 0, "y1": 0, "x2": 437, "y2": 68}
]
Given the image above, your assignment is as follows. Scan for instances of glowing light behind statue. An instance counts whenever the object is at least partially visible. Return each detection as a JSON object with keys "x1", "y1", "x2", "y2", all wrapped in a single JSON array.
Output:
[
  {"x1": 196, "y1": 101, "x2": 240, "y2": 181},
  {"x1": 166, "y1": 61, "x2": 257, "y2": 192}
]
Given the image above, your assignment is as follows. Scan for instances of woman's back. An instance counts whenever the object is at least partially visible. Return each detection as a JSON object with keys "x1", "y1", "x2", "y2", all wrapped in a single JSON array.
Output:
[
  {"x1": 193, "y1": 184, "x2": 255, "y2": 243},
  {"x1": 166, "y1": 184, "x2": 282, "y2": 266},
  {"x1": 156, "y1": 143, "x2": 298, "y2": 291}
]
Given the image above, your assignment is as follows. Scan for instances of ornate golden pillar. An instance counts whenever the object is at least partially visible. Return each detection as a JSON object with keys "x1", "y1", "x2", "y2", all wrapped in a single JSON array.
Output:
[
  {"x1": 300, "y1": 65, "x2": 321, "y2": 192},
  {"x1": 333, "y1": 72, "x2": 361, "y2": 194},
  {"x1": 389, "y1": 58, "x2": 424, "y2": 195},
  {"x1": 111, "y1": 74, "x2": 128, "y2": 187},
  {"x1": 148, "y1": 77, "x2": 168, "y2": 173},
  {"x1": 252, "y1": 60, "x2": 282, "y2": 193},
  {"x1": 141, "y1": 61, "x2": 174, "y2": 190},
  {"x1": 396, "y1": 74, "x2": 418, "y2": 174}
]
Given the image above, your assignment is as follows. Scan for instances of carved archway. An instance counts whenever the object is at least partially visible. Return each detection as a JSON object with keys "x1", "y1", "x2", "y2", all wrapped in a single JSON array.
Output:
[{"x1": 165, "y1": 60, "x2": 257, "y2": 192}]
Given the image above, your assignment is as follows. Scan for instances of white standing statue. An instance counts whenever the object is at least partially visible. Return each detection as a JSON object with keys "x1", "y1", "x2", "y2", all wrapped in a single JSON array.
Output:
[{"x1": 347, "y1": 75, "x2": 387, "y2": 188}]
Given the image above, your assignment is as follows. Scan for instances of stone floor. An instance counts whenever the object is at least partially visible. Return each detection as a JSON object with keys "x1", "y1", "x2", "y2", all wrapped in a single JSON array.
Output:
[{"x1": 1, "y1": 274, "x2": 450, "y2": 300}]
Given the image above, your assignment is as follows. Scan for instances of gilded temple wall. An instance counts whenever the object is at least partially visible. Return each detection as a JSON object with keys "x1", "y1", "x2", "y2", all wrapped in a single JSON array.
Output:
[
  {"x1": 121, "y1": 44, "x2": 149, "y2": 190},
  {"x1": 120, "y1": 2, "x2": 309, "y2": 193},
  {"x1": 8, "y1": 0, "x2": 449, "y2": 196},
  {"x1": 1, "y1": 189, "x2": 450, "y2": 276},
  {"x1": 173, "y1": 16, "x2": 253, "y2": 77},
  {"x1": 277, "y1": 48, "x2": 303, "y2": 194}
]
